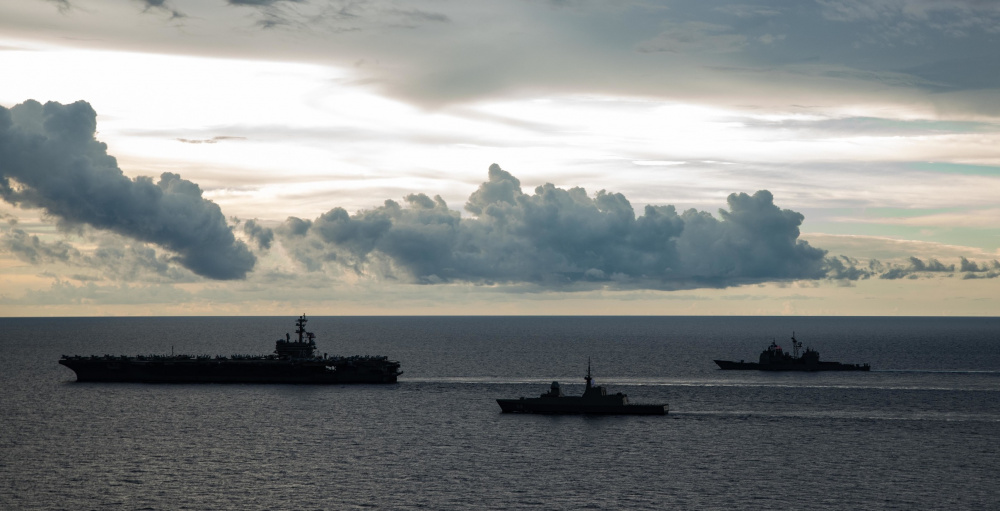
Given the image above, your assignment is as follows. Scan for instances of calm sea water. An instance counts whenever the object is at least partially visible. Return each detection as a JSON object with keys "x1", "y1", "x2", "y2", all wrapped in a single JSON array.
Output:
[{"x1": 1, "y1": 316, "x2": 999, "y2": 510}]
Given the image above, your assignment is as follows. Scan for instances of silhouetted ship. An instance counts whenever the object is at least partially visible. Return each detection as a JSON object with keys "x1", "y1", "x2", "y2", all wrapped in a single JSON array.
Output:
[
  {"x1": 714, "y1": 333, "x2": 870, "y2": 371},
  {"x1": 496, "y1": 361, "x2": 667, "y2": 415},
  {"x1": 59, "y1": 315, "x2": 402, "y2": 383}
]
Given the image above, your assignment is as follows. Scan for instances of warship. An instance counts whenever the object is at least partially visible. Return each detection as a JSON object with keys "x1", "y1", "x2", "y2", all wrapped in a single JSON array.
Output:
[
  {"x1": 59, "y1": 315, "x2": 402, "y2": 383},
  {"x1": 714, "y1": 333, "x2": 870, "y2": 371},
  {"x1": 496, "y1": 361, "x2": 667, "y2": 415}
]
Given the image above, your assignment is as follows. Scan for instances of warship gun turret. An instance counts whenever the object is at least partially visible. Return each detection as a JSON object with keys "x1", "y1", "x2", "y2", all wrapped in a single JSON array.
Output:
[
  {"x1": 714, "y1": 332, "x2": 869, "y2": 371},
  {"x1": 496, "y1": 360, "x2": 667, "y2": 415},
  {"x1": 59, "y1": 315, "x2": 402, "y2": 383}
]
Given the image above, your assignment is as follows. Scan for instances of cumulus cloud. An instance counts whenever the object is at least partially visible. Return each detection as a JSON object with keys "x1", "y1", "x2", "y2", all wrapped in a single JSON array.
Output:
[
  {"x1": 878, "y1": 256, "x2": 955, "y2": 280},
  {"x1": 959, "y1": 256, "x2": 1000, "y2": 273},
  {"x1": 240, "y1": 218, "x2": 274, "y2": 250},
  {"x1": 277, "y1": 163, "x2": 828, "y2": 289},
  {"x1": 0, "y1": 100, "x2": 255, "y2": 280},
  {"x1": 824, "y1": 255, "x2": 883, "y2": 280},
  {"x1": 959, "y1": 256, "x2": 1000, "y2": 279}
]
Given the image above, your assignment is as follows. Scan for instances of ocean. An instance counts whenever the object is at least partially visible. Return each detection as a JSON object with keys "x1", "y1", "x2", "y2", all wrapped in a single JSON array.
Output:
[{"x1": 1, "y1": 316, "x2": 998, "y2": 510}]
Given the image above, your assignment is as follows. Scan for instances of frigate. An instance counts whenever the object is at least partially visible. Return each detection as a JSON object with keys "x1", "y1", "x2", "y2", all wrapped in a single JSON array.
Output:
[{"x1": 496, "y1": 361, "x2": 667, "y2": 415}]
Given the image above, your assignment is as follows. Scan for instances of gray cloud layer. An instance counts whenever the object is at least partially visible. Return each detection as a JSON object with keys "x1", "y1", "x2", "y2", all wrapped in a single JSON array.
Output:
[
  {"x1": 0, "y1": 100, "x2": 255, "y2": 280},
  {"x1": 276, "y1": 164, "x2": 829, "y2": 289},
  {"x1": 16, "y1": 0, "x2": 1000, "y2": 113}
]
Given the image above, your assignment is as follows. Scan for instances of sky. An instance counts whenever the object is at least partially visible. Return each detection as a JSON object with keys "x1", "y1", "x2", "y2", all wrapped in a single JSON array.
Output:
[{"x1": 1, "y1": 0, "x2": 998, "y2": 316}]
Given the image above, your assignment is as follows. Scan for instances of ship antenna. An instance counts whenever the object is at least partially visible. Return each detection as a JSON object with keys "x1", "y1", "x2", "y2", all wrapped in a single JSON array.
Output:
[
  {"x1": 586, "y1": 357, "x2": 592, "y2": 388},
  {"x1": 296, "y1": 314, "x2": 308, "y2": 343}
]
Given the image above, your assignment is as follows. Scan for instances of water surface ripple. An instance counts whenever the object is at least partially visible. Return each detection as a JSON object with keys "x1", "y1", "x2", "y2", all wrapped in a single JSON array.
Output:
[{"x1": 2, "y1": 316, "x2": 998, "y2": 510}]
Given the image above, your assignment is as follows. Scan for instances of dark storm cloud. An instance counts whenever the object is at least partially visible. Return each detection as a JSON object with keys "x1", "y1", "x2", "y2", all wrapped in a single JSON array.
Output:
[
  {"x1": 277, "y1": 164, "x2": 829, "y2": 289},
  {"x1": 0, "y1": 100, "x2": 255, "y2": 280}
]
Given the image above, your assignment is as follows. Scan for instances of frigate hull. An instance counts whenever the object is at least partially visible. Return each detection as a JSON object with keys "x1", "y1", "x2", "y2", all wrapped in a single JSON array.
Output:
[
  {"x1": 496, "y1": 362, "x2": 668, "y2": 415},
  {"x1": 496, "y1": 397, "x2": 667, "y2": 415}
]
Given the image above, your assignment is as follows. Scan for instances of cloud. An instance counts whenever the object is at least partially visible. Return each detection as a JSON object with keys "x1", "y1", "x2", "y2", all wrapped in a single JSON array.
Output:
[
  {"x1": 817, "y1": 0, "x2": 1000, "y2": 27},
  {"x1": 638, "y1": 21, "x2": 748, "y2": 54},
  {"x1": 0, "y1": 222, "x2": 199, "y2": 283},
  {"x1": 228, "y1": 0, "x2": 304, "y2": 6},
  {"x1": 714, "y1": 5, "x2": 782, "y2": 18},
  {"x1": 226, "y1": 0, "x2": 449, "y2": 31},
  {"x1": 878, "y1": 256, "x2": 954, "y2": 279},
  {"x1": 0, "y1": 279, "x2": 194, "y2": 306},
  {"x1": 959, "y1": 257, "x2": 1000, "y2": 279},
  {"x1": 739, "y1": 116, "x2": 1000, "y2": 137},
  {"x1": 138, "y1": 0, "x2": 185, "y2": 19},
  {"x1": 276, "y1": 163, "x2": 828, "y2": 289},
  {"x1": 45, "y1": 0, "x2": 72, "y2": 13},
  {"x1": 0, "y1": 100, "x2": 255, "y2": 280},
  {"x1": 823, "y1": 254, "x2": 882, "y2": 280},
  {"x1": 960, "y1": 256, "x2": 1000, "y2": 272},
  {"x1": 0, "y1": 227, "x2": 80, "y2": 265},
  {"x1": 240, "y1": 218, "x2": 274, "y2": 250},
  {"x1": 176, "y1": 136, "x2": 246, "y2": 144},
  {"x1": 962, "y1": 272, "x2": 999, "y2": 280}
]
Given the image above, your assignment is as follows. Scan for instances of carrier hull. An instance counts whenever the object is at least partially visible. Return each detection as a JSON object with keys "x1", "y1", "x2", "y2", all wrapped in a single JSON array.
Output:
[{"x1": 59, "y1": 358, "x2": 400, "y2": 383}]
